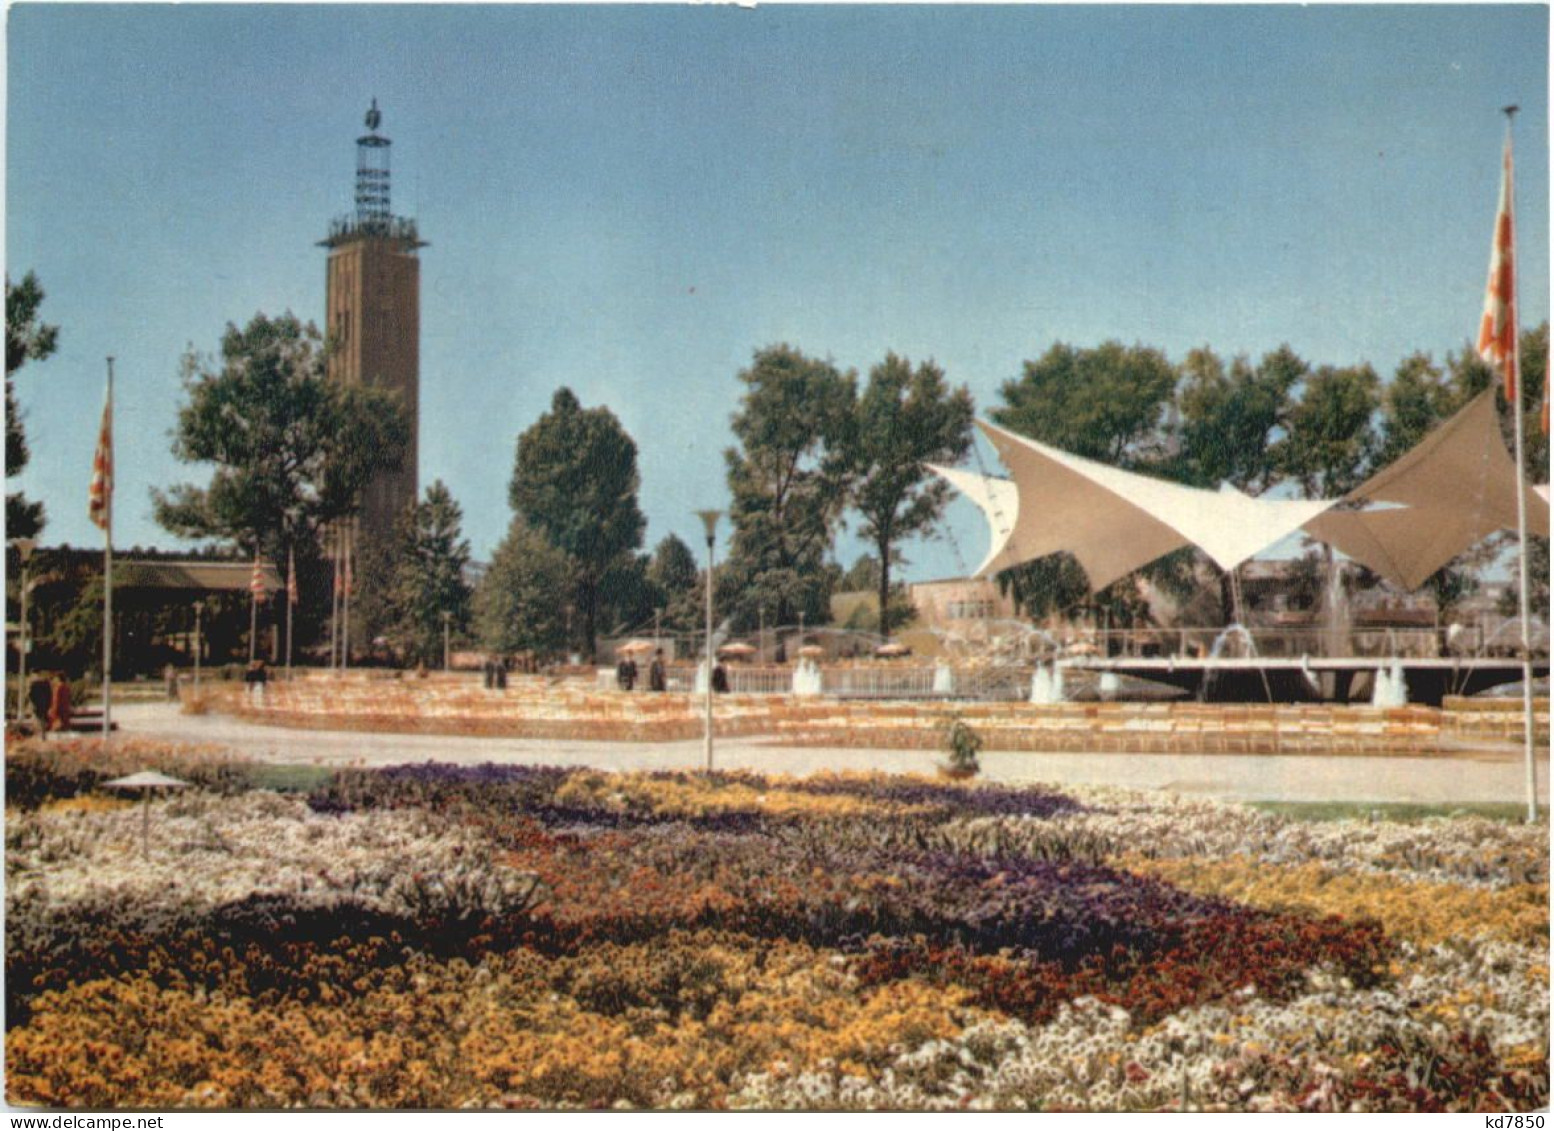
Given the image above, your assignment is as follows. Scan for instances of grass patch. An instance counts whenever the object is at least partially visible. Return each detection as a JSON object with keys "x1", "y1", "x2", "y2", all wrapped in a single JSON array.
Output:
[
  {"x1": 1251, "y1": 800, "x2": 1544, "y2": 824},
  {"x1": 236, "y1": 763, "x2": 338, "y2": 793}
]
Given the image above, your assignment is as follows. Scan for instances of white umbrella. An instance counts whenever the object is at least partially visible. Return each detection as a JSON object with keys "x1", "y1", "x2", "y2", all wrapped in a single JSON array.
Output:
[{"x1": 105, "y1": 771, "x2": 191, "y2": 856}]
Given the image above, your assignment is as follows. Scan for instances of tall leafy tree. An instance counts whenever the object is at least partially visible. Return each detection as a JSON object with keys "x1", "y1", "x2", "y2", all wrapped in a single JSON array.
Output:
[
  {"x1": 994, "y1": 340, "x2": 1176, "y2": 464},
  {"x1": 843, "y1": 353, "x2": 974, "y2": 634},
  {"x1": 154, "y1": 313, "x2": 409, "y2": 561},
  {"x1": 153, "y1": 313, "x2": 409, "y2": 647},
  {"x1": 647, "y1": 533, "x2": 701, "y2": 632},
  {"x1": 1173, "y1": 344, "x2": 1303, "y2": 493},
  {"x1": 1511, "y1": 322, "x2": 1550, "y2": 478},
  {"x1": 374, "y1": 481, "x2": 473, "y2": 667},
  {"x1": 474, "y1": 517, "x2": 573, "y2": 658},
  {"x1": 6, "y1": 272, "x2": 60, "y2": 538},
  {"x1": 598, "y1": 553, "x2": 657, "y2": 638},
  {"x1": 722, "y1": 344, "x2": 856, "y2": 631},
  {"x1": 508, "y1": 388, "x2": 646, "y2": 659},
  {"x1": 1273, "y1": 363, "x2": 1380, "y2": 499}
]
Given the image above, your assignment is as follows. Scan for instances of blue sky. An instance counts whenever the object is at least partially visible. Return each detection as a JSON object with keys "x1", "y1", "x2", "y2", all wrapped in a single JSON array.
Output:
[{"x1": 7, "y1": 3, "x2": 1548, "y2": 583}]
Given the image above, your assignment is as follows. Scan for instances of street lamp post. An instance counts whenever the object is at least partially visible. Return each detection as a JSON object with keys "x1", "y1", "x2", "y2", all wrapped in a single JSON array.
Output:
[
  {"x1": 12, "y1": 539, "x2": 35, "y2": 722},
  {"x1": 442, "y1": 610, "x2": 452, "y2": 672},
  {"x1": 192, "y1": 600, "x2": 204, "y2": 699},
  {"x1": 695, "y1": 509, "x2": 722, "y2": 772}
]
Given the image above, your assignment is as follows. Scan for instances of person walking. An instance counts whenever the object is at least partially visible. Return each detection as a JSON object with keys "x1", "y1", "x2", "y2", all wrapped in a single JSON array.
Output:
[
  {"x1": 244, "y1": 659, "x2": 268, "y2": 705},
  {"x1": 648, "y1": 649, "x2": 666, "y2": 692},
  {"x1": 47, "y1": 673, "x2": 72, "y2": 736}
]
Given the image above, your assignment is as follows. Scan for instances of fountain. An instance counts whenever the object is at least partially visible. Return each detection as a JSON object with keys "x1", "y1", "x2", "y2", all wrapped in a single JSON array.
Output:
[
  {"x1": 792, "y1": 658, "x2": 823, "y2": 697},
  {"x1": 1208, "y1": 623, "x2": 1258, "y2": 659},
  {"x1": 1371, "y1": 660, "x2": 1409, "y2": 708},
  {"x1": 1029, "y1": 662, "x2": 1067, "y2": 704}
]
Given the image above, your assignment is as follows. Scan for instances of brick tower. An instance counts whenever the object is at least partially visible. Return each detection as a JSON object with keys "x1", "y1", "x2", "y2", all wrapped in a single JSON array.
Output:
[{"x1": 320, "y1": 98, "x2": 424, "y2": 548}]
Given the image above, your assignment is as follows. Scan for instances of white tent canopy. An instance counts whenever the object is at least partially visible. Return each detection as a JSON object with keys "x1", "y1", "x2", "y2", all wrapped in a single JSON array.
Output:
[
  {"x1": 942, "y1": 420, "x2": 1335, "y2": 592},
  {"x1": 938, "y1": 392, "x2": 1549, "y2": 594}
]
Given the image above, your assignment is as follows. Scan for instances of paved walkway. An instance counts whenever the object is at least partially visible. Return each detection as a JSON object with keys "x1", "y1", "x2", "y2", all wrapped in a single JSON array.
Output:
[{"x1": 109, "y1": 702, "x2": 1548, "y2": 806}]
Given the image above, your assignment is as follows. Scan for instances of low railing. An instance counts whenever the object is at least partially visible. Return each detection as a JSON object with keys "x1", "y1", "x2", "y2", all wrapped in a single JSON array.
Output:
[
  {"x1": 1080, "y1": 623, "x2": 1550, "y2": 660},
  {"x1": 822, "y1": 667, "x2": 938, "y2": 699}
]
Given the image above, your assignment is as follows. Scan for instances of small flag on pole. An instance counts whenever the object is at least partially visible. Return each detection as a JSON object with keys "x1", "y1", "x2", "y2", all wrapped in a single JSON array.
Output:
[
  {"x1": 251, "y1": 554, "x2": 269, "y2": 604},
  {"x1": 332, "y1": 524, "x2": 343, "y2": 597},
  {"x1": 287, "y1": 547, "x2": 300, "y2": 605},
  {"x1": 88, "y1": 381, "x2": 113, "y2": 530},
  {"x1": 1477, "y1": 135, "x2": 1518, "y2": 398}
]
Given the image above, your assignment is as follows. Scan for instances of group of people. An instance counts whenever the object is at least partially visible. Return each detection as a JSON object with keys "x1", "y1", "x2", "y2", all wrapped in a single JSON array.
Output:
[
  {"x1": 616, "y1": 649, "x2": 730, "y2": 694},
  {"x1": 482, "y1": 656, "x2": 510, "y2": 689},
  {"x1": 616, "y1": 648, "x2": 672, "y2": 692},
  {"x1": 25, "y1": 672, "x2": 75, "y2": 736}
]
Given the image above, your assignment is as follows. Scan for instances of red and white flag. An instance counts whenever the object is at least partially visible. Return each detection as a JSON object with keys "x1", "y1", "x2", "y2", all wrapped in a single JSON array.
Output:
[
  {"x1": 87, "y1": 381, "x2": 113, "y2": 531},
  {"x1": 251, "y1": 554, "x2": 269, "y2": 604},
  {"x1": 1477, "y1": 136, "x2": 1518, "y2": 399}
]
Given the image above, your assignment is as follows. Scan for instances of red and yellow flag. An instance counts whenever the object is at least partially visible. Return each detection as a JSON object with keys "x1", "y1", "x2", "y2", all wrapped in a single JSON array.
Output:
[
  {"x1": 1477, "y1": 136, "x2": 1518, "y2": 400},
  {"x1": 251, "y1": 554, "x2": 269, "y2": 604},
  {"x1": 87, "y1": 382, "x2": 113, "y2": 530}
]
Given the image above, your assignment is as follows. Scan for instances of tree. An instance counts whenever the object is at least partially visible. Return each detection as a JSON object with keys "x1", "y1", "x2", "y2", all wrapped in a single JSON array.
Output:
[
  {"x1": 843, "y1": 353, "x2": 975, "y2": 635},
  {"x1": 1172, "y1": 344, "x2": 1303, "y2": 493},
  {"x1": 6, "y1": 272, "x2": 59, "y2": 538},
  {"x1": 1273, "y1": 363, "x2": 1380, "y2": 499},
  {"x1": 154, "y1": 313, "x2": 410, "y2": 570},
  {"x1": 508, "y1": 388, "x2": 646, "y2": 659},
  {"x1": 993, "y1": 340, "x2": 1176, "y2": 464},
  {"x1": 840, "y1": 553, "x2": 882, "y2": 594},
  {"x1": 370, "y1": 481, "x2": 473, "y2": 667},
  {"x1": 598, "y1": 553, "x2": 657, "y2": 638},
  {"x1": 723, "y1": 345, "x2": 856, "y2": 630},
  {"x1": 1511, "y1": 322, "x2": 1550, "y2": 478},
  {"x1": 647, "y1": 534, "x2": 701, "y2": 632},
  {"x1": 474, "y1": 517, "x2": 574, "y2": 658}
]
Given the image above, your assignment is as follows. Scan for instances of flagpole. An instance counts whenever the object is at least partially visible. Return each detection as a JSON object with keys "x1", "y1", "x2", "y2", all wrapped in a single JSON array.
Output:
[
  {"x1": 286, "y1": 545, "x2": 296, "y2": 679},
  {"x1": 102, "y1": 358, "x2": 114, "y2": 743},
  {"x1": 343, "y1": 517, "x2": 354, "y2": 672},
  {"x1": 1501, "y1": 107, "x2": 1539, "y2": 824},
  {"x1": 248, "y1": 549, "x2": 260, "y2": 665}
]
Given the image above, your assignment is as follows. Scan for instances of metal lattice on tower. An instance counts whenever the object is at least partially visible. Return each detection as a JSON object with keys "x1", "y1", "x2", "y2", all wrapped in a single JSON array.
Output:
[
  {"x1": 355, "y1": 98, "x2": 392, "y2": 228},
  {"x1": 322, "y1": 98, "x2": 424, "y2": 249}
]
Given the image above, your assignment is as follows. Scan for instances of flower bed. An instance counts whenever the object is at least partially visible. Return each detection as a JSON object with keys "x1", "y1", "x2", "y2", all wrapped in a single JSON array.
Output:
[
  {"x1": 224, "y1": 674, "x2": 1549, "y2": 755},
  {"x1": 5, "y1": 761, "x2": 1547, "y2": 1110}
]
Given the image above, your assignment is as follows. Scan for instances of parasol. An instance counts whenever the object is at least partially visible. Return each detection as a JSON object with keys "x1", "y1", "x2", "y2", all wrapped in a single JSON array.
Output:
[{"x1": 104, "y1": 771, "x2": 192, "y2": 857}]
